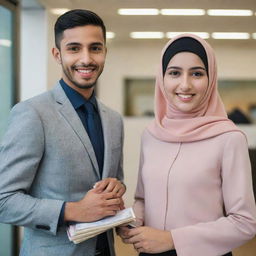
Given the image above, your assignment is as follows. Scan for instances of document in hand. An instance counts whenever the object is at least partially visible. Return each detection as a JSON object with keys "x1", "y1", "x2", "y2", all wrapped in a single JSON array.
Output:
[{"x1": 67, "y1": 207, "x2": 136, "y2": 244}]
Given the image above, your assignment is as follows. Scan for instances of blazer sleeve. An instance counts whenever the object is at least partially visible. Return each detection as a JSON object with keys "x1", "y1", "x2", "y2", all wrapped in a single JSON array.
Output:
[
  {"x1": 171, "y1": 132, "x2": 256, "y2": 256},
  {"x1": 0, "y1": 101, "x2": 63, "y2": 235}
]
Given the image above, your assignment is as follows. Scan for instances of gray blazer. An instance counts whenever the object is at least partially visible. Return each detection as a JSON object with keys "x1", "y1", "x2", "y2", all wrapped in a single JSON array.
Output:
[{"x1": 0, "y1": 83, "x2": 124, "y2": 256}]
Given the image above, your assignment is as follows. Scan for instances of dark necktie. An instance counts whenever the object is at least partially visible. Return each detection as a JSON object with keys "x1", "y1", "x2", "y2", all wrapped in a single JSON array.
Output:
[
  {"x1": 84, "y1": 103, "x2": 107, "y2": 250},
  {"x1": 84, "y1": 102, "x2": 103, "y2": 174}
]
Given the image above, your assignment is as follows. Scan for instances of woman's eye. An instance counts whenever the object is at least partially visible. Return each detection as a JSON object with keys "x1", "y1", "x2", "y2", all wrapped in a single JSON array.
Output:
[
  {"x1": 169, "y1": 71, "x2": 180, "y2": 76},
  {"x1": 193, "y1": 71, "x2": 204, "y2": 77}
]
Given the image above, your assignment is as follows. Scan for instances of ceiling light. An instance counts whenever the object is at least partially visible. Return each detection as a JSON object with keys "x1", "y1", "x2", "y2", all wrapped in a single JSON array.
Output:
[
  {"x1": 51, "y1": 8, "x2": 70, "y2": 15},
  {"x1": 166, "y1": 32, "x2": 209, "y2": 39},
  {"x1": 252, "y1": 33, "x2": 256, "y2": 39},
  {"x1": 118, "y1": 8, "x2": 159, "y2": 15},
  {"x1": 106, "y1": 32, "x2": 115, "y2": 39},
  {"x1": 130, "y1": 32, "x2": 164, "y2": 39},
  {"x1": 207, "y1": 9, "x2": 253, "y2": 16},
  {"x1": 212, "y1": 32, "x2": 250, "y2": 39},
  {"x1": 0, "y1": 39, "x2": 12, "y2": 47},
  {"x1": 160, "y1": 9, "x2": 205, "y2": 16}
]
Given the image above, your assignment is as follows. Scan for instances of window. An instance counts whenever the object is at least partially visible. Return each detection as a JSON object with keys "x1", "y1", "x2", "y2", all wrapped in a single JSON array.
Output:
[
  {"x1": 0, "y1": 4, "x2": 16, "y2": 138},
  {"x1": 124, "y1": 78, "x2": 154, "y2": 116},
  {"x1": 0, "y1": 2, "x2": 19, "y2": 255}
]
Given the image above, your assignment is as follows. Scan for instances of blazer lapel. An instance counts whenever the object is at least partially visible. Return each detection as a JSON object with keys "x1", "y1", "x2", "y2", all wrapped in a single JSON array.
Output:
[
  {"x1": 98, "y1": 101, "x2": 113, "y2": 179},
  {"x1": 52, "y1": 84, "x2": 100, "y2": 178}
]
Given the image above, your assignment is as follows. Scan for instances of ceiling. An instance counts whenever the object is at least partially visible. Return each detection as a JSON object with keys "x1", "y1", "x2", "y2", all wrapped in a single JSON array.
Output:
[{"x1": 34, "y1": 0, "x2": 256, "y2": 46}]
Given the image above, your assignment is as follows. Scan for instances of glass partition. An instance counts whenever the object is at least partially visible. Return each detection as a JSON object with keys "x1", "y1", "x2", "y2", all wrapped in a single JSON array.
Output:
[
  {"x1": 0, "y1": 5, "x2": 15, "y2": 138},
  {"x1": 0, "y1": 1, "x2": 18, "y2": 255}
]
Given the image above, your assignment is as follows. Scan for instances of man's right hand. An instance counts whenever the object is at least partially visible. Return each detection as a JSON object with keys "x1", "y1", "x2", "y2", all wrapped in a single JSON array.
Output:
[{"x1": 64, "y1": 188, "x2": 121, "y2": 222}]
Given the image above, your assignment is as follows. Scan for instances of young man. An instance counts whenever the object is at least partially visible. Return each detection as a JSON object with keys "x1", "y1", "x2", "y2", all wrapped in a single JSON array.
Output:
[{"x1": 0, "y1": 9, "x2": 125, "y2": 256}]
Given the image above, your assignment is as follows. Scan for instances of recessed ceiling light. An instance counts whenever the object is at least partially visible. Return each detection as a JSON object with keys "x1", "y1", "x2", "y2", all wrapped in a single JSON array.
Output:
[
  {"x1": 130, "y1": 32, "x2": 164, "y2": 39},
  {"x1": 160, "y1": 9, "x2": 205, "y2": 16},
  {"x1": 51, "y1": 8, "x2": 70, "y2": 15},
  {"x1": 106, "y1": 32, "x2": 115, "y2": 39},
  {"x1": 0, "y1": 39, "x2": 12, "y2": 47},
  {"x1": 118, "y1": 8, "x2": 159, "y2": 15},
  {"x1": 212, "y1": 32, "x2": 250, "y2": 39},
  {"x1": 207, "y1": 9, "x2": 253, "y2": 16},
  {"x1": 252, "y1": 33, "x2": 256, "y2": 39},
  {"x1": 166, "y1": 32, "x2": 209, "y2": 39}
]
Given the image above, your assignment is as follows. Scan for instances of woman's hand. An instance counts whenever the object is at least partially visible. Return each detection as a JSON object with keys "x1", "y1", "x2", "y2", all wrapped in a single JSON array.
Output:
[
  {"x1": 123, "y1": 226, "x2": 174, "y2": 254},
  {"x1": 116, "y1": 225, "x2": 132, "y2": 241}
]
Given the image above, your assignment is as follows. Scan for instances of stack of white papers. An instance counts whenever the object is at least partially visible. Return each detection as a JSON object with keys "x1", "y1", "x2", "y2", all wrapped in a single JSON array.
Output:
[{"x1": 67, "y1": 207, "x2": 136, "y2": 244}]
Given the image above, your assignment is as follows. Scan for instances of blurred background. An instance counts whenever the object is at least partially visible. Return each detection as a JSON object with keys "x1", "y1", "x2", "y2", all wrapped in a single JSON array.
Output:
[{"x1": 0, "y1": 0, "x2": 256, "y2": 255}]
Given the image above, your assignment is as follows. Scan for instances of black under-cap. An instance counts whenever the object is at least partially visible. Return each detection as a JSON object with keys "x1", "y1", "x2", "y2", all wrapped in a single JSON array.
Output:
[{"x1": 162, "y1": 37, "x2": 208, "y2": 75}]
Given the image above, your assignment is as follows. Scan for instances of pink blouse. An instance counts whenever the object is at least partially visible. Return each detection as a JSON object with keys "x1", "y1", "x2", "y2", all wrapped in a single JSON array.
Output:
[{"x1": 133, "y1": 129, "x2": 256, "y2": 256}]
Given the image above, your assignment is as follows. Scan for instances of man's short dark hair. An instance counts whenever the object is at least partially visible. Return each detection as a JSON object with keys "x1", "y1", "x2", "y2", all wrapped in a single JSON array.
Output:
[{"x1": 54, "y1": 9, "x2": 106, "y2": 49}]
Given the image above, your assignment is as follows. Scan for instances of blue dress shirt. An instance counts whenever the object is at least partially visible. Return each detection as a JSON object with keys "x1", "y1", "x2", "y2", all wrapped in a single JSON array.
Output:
[{"x1": 60, "y1": 79, "x2": 104, "y2": 175}]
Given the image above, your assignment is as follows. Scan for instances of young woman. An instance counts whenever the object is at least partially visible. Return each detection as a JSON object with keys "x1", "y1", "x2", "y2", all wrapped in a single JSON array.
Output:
[{"x1": 118, "y1": 34, "x2": 256, "y2": 256}]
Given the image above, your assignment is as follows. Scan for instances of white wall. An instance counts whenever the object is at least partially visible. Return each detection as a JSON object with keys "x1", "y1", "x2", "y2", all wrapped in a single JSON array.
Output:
[
  {"x1": 101, "y1": 42, "x2": 256, "y2": 112},
  {"x1": 20, "y1": 8, "x2": 48, "y2": 101}
]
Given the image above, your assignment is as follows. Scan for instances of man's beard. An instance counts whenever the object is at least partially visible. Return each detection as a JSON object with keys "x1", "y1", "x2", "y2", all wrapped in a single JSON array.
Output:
[
  {"x1": 62, "y1": 64, "x2": 101, "y2": 90},
  {"x1": 71, "y1": 80, "x2": 96, "y2": 90}
]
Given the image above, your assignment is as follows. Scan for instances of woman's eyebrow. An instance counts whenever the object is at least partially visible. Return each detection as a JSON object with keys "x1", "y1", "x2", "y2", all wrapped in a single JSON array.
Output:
[
  {"x1": 166, "y1": 66, "x2": 206, "y2": 71},
  {"x1": 190, "y1": 66, "x2": 206, "y2": 71},
  {"x1": 167, "y1": 66, "x2": 182, "y2": 70}
]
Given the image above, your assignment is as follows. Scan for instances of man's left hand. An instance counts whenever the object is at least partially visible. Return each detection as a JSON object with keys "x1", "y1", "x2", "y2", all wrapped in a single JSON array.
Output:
[{"x1": 94, "y1": 178, "x2": 126, "y2": 198}]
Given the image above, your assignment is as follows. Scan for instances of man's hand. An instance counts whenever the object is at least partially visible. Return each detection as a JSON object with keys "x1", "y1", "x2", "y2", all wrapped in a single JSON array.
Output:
[
  {"x1": 64, "y1": 178, "x2": 126, "y2": 222},
  {"x1": 64, "y1": 188, "x2": 121, "y2": 222},
  {"x1": 123, "y1": 226, "x2": 174, "y2": 254},
  {"x1": 94, "y1": 178, "x2": 126, "y2": 198}
]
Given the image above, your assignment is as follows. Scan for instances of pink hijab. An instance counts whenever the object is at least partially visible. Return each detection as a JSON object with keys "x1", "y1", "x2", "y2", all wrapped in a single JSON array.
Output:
[{"x1": 147, "y1": 33, "x2": 241, "y2": 142}]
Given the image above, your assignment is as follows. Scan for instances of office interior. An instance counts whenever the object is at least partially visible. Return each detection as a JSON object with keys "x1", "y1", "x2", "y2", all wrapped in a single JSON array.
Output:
[{"x1": 0, "y1": 0, "x2": 256, "y2": 255}]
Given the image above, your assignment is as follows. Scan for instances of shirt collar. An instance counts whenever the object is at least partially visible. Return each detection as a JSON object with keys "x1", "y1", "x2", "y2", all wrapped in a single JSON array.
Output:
[{"x1": 60, "y1": 79, "x2": 98, "y2": 111}]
